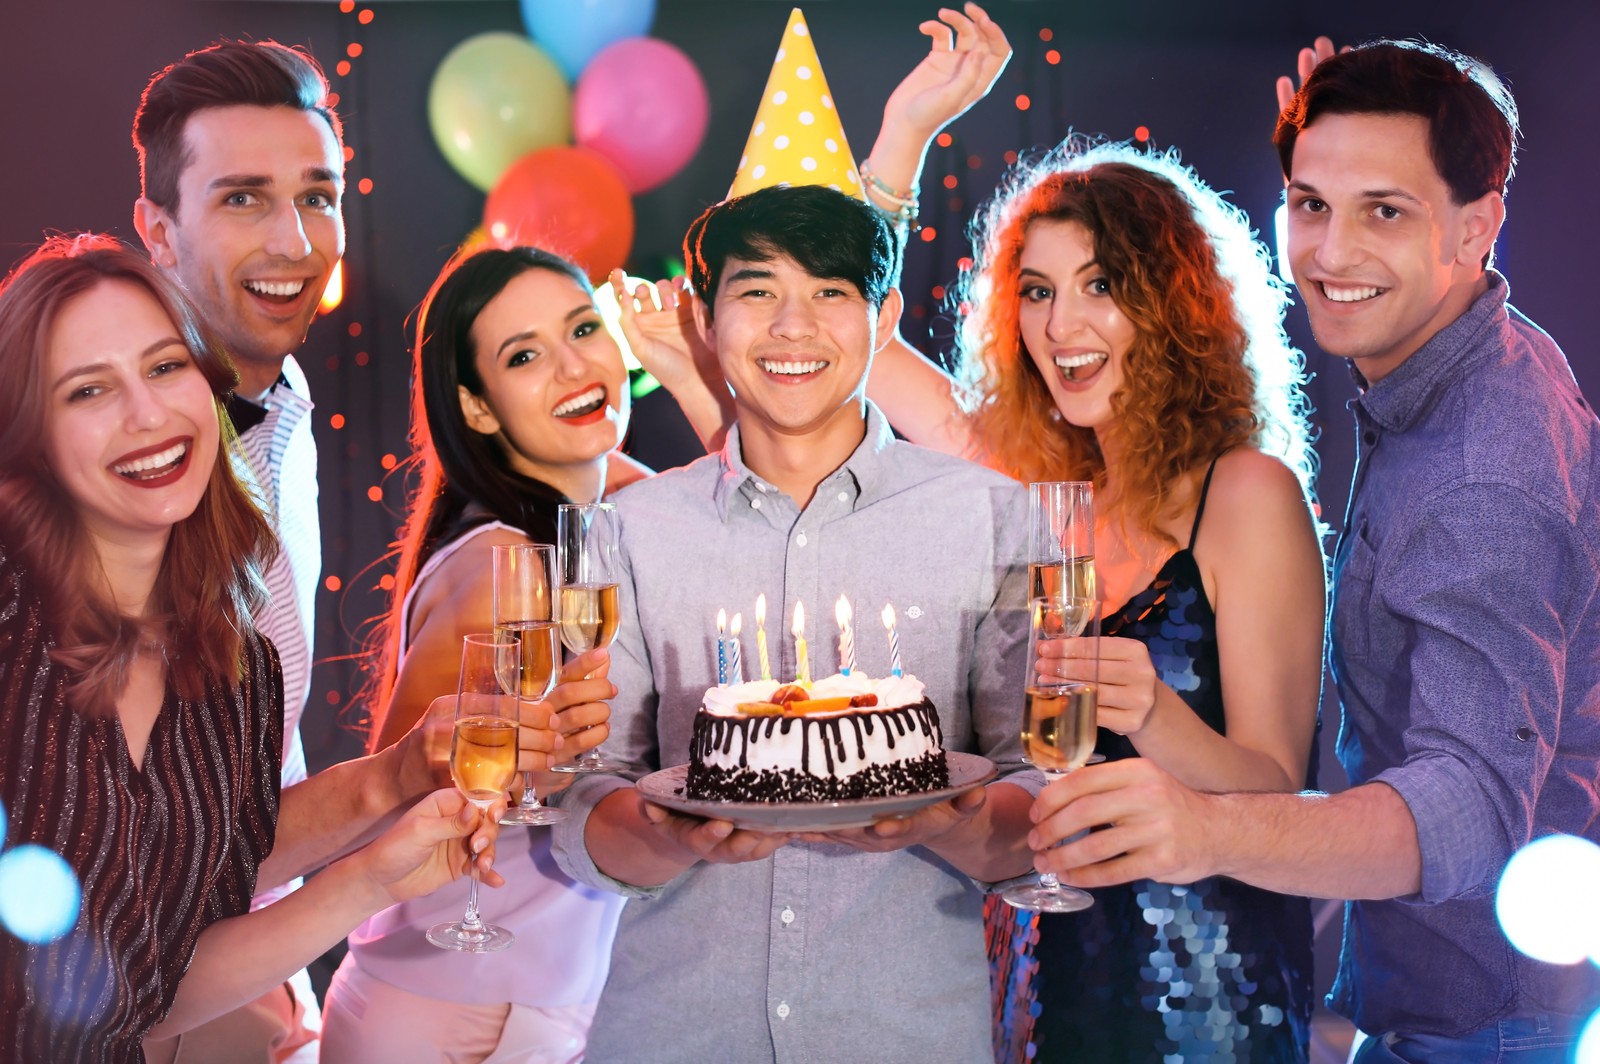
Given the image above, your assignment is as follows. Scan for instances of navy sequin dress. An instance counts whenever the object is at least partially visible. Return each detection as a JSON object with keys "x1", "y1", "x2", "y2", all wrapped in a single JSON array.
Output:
[{"x1": 990, "y1": 461, "x2": 1314, "y2": 1063}]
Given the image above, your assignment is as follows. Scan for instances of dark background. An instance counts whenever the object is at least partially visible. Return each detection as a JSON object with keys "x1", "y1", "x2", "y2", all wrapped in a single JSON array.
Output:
[{"x1": 5, "y1": 0, "x2": 1596, "y2": 1030}]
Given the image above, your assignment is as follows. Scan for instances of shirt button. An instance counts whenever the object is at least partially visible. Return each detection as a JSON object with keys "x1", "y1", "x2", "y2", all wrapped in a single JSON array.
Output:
[
  {"x1": 837, "y1": 491, "x2": 849, "y2": 502},
  {"x1": 1363, "y1": 430, "x2": 1378, "y2": 446},
  {"x1": 1515, "y1": 726, "x2": 1533, "y2": 742},
  {"x1": 796, "y1": 532, "x2": 807, "y2": 547},
  {"x1": 780, "y1": 906, "x2": 795, "y2": 925},
  {"x1": 751, "y1": 498, "x2": 762, "y2": 510},
  {"x1": 776, "y1": 1001, "x2": 791, "y2": 1020}
]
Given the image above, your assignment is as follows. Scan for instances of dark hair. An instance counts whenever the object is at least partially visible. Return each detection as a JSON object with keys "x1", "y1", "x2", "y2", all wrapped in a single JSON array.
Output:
[
  {"x1": 683, "y1": 184, "x2": 897, "y2": 318},
  {"x1": 363, "y1": 246, "x2": 590, "y2": 731},
  {"x1": 957, "y1": 140, "x2": 1316, "y2": 547},
  {"x1": 133, "y1": 39, "x2": 342, "y2": 210},
  {"x1": 0, "y1": 234, "x2": 276, "y2": 715},
  {"x1": 1274, "y1": 40, "x2": 1519, "y2": 205}
]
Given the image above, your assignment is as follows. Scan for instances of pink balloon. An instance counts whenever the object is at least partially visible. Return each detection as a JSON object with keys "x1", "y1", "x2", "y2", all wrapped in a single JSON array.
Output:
[{"x1": 574, "y1": 37, "x2": 710, "y2": 194}]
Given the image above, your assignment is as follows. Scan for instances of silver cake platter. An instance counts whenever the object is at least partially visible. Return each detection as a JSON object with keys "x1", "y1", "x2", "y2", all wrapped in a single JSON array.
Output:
[{"x1": 635, "y1": 751, "x2": 999, "y2": 833}]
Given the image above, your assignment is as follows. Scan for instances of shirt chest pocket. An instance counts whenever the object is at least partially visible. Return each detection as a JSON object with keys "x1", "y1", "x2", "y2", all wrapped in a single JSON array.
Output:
[{"x1": 1332, "y1": 523, "x2": 1378, "y2": 665}]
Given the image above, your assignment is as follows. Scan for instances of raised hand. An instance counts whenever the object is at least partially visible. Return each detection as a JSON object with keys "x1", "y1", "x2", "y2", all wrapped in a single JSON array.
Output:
[
  {"x1": 1274, "y1": 36, "x2": 1340, "y2": 113},
  {"x1": 883, "y1": 2, "x2": 1013, "y2": 144},
  {"x1": 609, "y1": 269, "x2": 733, "y2": 450}
]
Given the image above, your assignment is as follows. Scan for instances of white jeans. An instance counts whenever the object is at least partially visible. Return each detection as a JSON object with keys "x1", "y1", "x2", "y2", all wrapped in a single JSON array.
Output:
[{"x1": 319, "y1": 953, "x2": 594, "y2": 1064}]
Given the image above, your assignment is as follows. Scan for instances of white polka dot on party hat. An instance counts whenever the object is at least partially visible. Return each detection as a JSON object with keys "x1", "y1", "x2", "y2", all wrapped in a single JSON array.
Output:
[
  {"x1": 754, "y1": 122, "x2": 765, "y2": 135},
  {"x1": 797, "y1": 66, "x2": 812, "y2": 80},
  {"x1": 801, "y1": 157, "x2": 817, "y2": 171},
  {"x1": 825, "y1": 138, "x2": 838, "y2": 152},
  {"x1": 774, "y1": 135, "x2": 790, "y2": 149},
  {"x1": 822, "y1": 95, "x2": 833, "y2": 109},
  {"x1": 799, "y1": 111, "x2": 815, "y2": 125},
  {"x1": 776, "y1": 47, "x2": 786, "y2": 61},
  {"x1": 793, "y1": 22, "x2": 808, "y2": 36},
  {"x1": 753, "y1": 164, "x2": 766, "y2": 179},
  {"x1": 773, "y1": 90, "x2": 787, "y2": 105}
]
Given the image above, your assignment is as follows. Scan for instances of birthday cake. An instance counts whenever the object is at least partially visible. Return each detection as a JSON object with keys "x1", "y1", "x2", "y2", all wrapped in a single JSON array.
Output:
[{"x1": 685, "y1": 673, "x2": 948, "y2": 802}]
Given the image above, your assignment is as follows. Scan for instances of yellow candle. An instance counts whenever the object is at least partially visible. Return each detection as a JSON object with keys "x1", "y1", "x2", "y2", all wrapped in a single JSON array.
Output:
[
  {"x1": 792, "y1": 601, "x2": 810, "y2": 686},
  {"x1": 756, "y1": 593, "x2": 772, "y2": 682}
]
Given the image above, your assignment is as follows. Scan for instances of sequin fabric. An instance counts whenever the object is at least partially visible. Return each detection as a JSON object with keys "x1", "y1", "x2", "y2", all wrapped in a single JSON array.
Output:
[
  {"x1": 988, "y1": 476, "x2": 1314, "y2": 1063},
  {"x1": 0, "y1": 540, "x2": 283, "y2": 1063}
]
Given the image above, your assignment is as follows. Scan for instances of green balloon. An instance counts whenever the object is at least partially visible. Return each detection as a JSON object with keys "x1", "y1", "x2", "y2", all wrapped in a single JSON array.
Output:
[{"x1": 428, "y1": 32, "x2": 573, "y2": 191}]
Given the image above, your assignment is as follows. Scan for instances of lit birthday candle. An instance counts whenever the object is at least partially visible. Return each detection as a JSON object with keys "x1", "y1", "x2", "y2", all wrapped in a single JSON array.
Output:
[
  {"x1": 835, "y1": 594, "x2": 856, "y2": 676},
  {"x1": 729, "y1": 612, "x2": 744, "y2": 684},
  {"x1": 756, "y1": 593, "x2": 772, "y2": 682},
  {"x1": 792, "y1": 601, "x2": 810, "y2": 686},
  {"x1": 882, "y1": 603, "x2": 903, "y2": 678},
  {"x1": 716, "y1": 608, "x2": 727, "y2": 686}
]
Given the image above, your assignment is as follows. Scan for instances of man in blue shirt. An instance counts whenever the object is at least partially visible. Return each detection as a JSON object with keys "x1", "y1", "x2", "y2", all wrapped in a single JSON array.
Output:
[{"x1": 1031, "y1": 39, "x2": 1600, "y2": 1061}]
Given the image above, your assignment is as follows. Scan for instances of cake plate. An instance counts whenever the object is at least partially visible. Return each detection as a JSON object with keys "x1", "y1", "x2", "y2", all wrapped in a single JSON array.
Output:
[{"x1": 635, "y1": 751, "x2": 998, "y2": 833}]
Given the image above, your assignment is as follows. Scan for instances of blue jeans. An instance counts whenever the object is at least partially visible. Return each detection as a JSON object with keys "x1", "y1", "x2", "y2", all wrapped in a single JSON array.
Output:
[{"x1": 1353, "y1": 1015, "x2": 1578, "y2": 1063}]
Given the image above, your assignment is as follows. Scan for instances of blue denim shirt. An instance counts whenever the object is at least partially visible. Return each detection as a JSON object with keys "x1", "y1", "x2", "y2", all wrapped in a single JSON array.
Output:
[
  {"x1": 1328, "y1": 273, "x2": 1600, "y2": 1037},
  {"x1": 550, "y1": 405, "x2": 1037, "y2": 1063}
]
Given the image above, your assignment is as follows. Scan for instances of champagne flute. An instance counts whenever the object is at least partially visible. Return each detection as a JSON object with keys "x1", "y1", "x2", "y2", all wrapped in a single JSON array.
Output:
[
  {"x1": 1028, "y1": 481, "x2": 1096, "y2": 604},
  {"x1": 551, "y1": 502, "x2": 623, "y2": 774},
  {"x1": 1003, "y1": 595, "x2": 1099, "y2": 913},
  {"x1": 492, "y1": 543, "x2": 567, "y2": 826},
  {"x1": 427, "y1": 634, "x2": 519, "y2": 951}
]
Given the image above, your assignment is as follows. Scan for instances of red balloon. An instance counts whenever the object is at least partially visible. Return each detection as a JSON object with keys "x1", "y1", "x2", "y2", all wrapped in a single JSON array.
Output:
[{"x1": 482, "y1": 146, "x2": 635, "y2": 280}]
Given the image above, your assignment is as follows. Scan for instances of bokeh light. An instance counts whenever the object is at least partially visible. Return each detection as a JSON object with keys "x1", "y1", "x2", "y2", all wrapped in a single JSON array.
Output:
[
  {"x1": 1, "y1": 798, "x2": 7, "y2": 848},
  {"x1": 0, "y1": 844, "x2": 81, "y2": 944},
  {"x1": 1577, "y1": 1009, "x2": 1600, "y2": 1064},
  {"x1": 1273, "y1": 203, "x2": 1292, "y2": 286},
  {"x1": 1495, "y1": 834, "x2": 1600, "y2": 966}
]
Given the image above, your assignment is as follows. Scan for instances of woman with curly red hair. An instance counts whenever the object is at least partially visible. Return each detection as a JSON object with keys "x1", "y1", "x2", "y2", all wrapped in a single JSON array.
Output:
[{"x1": 868, "y1": 141, "x2": 1326, "y2": 1061}]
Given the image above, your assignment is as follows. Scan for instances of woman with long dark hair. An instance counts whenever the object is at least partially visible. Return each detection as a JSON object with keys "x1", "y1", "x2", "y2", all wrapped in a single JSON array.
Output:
[{"x1": 319, "y1": 245, "x2": 718, "y2": 1063}]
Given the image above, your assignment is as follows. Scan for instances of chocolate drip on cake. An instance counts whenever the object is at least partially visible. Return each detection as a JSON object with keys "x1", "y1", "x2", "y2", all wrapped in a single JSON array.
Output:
[{"x1": 687, "y1": 700, "x2": 949, "y2": 802}]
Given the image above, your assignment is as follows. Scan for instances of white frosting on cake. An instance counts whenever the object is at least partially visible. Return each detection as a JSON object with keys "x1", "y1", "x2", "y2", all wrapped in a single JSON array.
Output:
[
  {"x1": 701, "y1": 672, "x2": 927, "y2": 717},
  {"x1": 693, "y1": 673, "x2": 940, "y2": 785}
]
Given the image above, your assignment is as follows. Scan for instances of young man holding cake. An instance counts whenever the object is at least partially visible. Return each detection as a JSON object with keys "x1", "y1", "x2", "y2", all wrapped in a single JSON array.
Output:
[{"x1": 548, "y1": 11, "x2": 1035, "y2": 1059}]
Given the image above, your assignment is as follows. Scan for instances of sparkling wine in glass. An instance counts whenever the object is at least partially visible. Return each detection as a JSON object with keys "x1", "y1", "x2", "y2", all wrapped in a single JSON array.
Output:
[
  {"x1": 1004, "y1": 596, "x2": 1099, "y2": 913},
  {"x1": 1028, "y1": 481, "x2": 1096, "y2": 606},
  {"x1": 552, "y1": 502, "x2": 623, "y2": 774},
  {"x1": 427, "y1": 634, "x2": 519, "y2": 952},
  {"x1": 491, "y1": 544, "x2": 567, "y2": 827}
]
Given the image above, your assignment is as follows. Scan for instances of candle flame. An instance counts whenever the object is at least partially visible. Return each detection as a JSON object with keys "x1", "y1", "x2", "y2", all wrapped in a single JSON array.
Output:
[
  {"x1": 835, "y1": 593, "x2": 852, "y2": 626},
  {"x1": 882, "y1": 603, "x2": 897, "y2": 629},
  {"x1": 716, "y1": 607, "x2": 726, "y2": 634},
  {"x1": 731, "y1": 612, "x2": 742, "y2": 636},
  {"x1": 792, "y1": 600, "x2": 806, "y2": 636},
  {"x1": 756, "y1": 593, "x2": 766, "y2": 626}
]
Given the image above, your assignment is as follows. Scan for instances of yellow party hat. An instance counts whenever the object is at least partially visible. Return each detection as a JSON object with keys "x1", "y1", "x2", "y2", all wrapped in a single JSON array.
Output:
[{"x1": 727, "y1": 9, "x2": 863, "y2": 201}]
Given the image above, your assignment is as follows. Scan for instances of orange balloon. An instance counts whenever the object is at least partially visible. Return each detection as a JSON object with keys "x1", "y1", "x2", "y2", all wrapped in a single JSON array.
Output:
[{"x1": 482, "y1": 146, "x2": 634, "y2": 281}]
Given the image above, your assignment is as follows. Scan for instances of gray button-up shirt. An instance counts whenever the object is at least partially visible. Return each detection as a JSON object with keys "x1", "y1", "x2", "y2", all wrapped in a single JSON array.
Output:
[
  {"x1": 1327, "y1": 273, "x2": 1600, "y2": 1037},
  {"x1": 551, "y1": 404, "x2": 1035, "y2": 1063}
]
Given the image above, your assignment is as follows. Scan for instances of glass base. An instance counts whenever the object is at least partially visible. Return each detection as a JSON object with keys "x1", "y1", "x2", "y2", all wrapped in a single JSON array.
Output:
[
  {"x1": 550, "y1": 752, "x2": 624, "y2": 774},
  {"x1": 426, "y1": 919, "x2": 514, "y2": 952},
  {"x1": 1001, "y1": 881, "x2": 1094, "y2": 913},
  {"x1": 499, "y1": 804, "x2": 568, "y2": 826}
]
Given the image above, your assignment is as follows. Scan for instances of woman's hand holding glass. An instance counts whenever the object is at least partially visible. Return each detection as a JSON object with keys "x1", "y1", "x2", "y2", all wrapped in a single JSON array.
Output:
[
  {"x1": 1035, "y1": 634, "x2": 1160, "y2": 739},
  {"x1": 517, "y1": 648, "x2": 616, "y2": 792},
  {"x1": 1002, "y1": 595, "x2": 1099, "y2": 913},
  {"x1": 552, "y1": 503, "x2": 625, "y2": 773},
  {"x1": 350, "y1": 786, "x2": 503, "y2": 909}
]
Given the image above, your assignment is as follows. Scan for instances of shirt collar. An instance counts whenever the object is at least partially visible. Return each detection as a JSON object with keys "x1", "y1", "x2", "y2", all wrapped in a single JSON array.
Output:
[
  {"x1": 711, "y1": 401, "x2": 897, "y2": 521},
  {"x1": 1356, "y1": 270, "x2": 1510, "y2": 433}
]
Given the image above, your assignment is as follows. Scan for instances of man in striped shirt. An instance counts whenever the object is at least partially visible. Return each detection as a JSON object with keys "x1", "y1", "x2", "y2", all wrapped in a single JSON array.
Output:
[{"x1": 132, "y1": 39, "x2": 342, "y2": 1063}]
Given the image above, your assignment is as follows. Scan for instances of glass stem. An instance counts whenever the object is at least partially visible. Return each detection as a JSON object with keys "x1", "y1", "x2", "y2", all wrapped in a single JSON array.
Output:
[
  {"x1": 520, "y1": 770, "x2": 540, "y2": 809},
  {"x1": 462, "y1": 827, "x2": 484, "y2": 930},
  {"x1": 1039, "y1": 768, "x2": 1069, "y2": 891}
]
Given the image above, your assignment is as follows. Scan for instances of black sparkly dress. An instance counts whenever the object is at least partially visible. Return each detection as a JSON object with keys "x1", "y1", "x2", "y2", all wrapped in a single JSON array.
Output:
[{"x1": 988, "y1": 461, "x2": 1314, "y2": 1063}]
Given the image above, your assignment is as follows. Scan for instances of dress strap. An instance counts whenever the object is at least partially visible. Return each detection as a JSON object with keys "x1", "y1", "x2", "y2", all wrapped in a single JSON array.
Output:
[{"x1": 1187, "y1": 456, "x2": 1222, "y2": 550}]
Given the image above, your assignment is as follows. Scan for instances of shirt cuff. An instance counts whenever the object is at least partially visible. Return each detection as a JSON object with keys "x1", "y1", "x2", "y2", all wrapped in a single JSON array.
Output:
[
  {"x1": 549, "y1": 773, "x2": 667, "y2": 901},
  {"x1": 1373, "y1": 754, "x2": 1507, "y2": 903}
]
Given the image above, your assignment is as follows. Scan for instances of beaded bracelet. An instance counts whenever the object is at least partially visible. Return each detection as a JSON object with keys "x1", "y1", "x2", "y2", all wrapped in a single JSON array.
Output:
[{"x1": 858, "y1": 158, "x2": 920, "y2": 230}]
